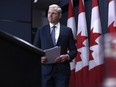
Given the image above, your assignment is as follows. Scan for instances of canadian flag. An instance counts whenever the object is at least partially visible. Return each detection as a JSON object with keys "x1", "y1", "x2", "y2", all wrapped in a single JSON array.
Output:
[
  {"x1": 108, "y1": 0, "x2": 116, "y2": 33},
  {"x1": 75, "y1": 0, "x2": 89, "y2": 87},
  {"x1": 89, "y1": 0, "x2": 104, "y2": 87},
  {"x1": 67, "y1": 0, "x2": 76, "y2": 87}
]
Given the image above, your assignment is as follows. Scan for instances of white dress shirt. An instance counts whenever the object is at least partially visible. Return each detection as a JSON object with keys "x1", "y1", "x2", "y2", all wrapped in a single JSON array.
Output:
[{"x1": 50, "y1": 23, "x2": 60, "y2": 44}]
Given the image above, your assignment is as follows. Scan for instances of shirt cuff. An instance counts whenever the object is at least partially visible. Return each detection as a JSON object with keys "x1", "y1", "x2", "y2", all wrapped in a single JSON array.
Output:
[{"x1": 66, "y1": 54, "x2": 70, "y2": 60}]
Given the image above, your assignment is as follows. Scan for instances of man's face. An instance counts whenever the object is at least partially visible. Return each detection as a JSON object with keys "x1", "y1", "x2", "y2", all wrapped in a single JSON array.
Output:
[{"x1": 48, "y1": 8, "x2": 61, "y2": 24}]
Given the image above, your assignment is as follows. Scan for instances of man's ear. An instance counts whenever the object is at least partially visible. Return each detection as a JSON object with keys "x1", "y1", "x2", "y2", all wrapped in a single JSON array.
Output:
[{"x1": 59, "y1": 13, "x2": 62, "y2": 19}]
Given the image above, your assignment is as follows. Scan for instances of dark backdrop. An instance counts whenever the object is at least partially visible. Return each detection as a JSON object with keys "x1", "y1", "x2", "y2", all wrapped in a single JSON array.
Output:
[{"x1": 0, "y1": 0, "x2": 32, "y2": 43}]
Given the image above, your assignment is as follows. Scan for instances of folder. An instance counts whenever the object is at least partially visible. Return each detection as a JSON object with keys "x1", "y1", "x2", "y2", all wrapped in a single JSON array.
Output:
[{"x1": 44, "y1": 46, "x2": 61, "y2": 64}]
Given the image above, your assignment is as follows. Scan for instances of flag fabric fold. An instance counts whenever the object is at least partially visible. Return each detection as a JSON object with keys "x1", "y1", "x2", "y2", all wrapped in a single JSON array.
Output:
[
  {"x1": 108, "y1": 0, "x2": 116, "y2": 33},
  {"x1": 67, "y1": 0, "x2": 76, "y2": 87},
  {"x1": 89, "y1": 0, "x2": 104, "y2": 87},
  {"x1": 75, "y1": 0, "x2": 89, "y2": 87}
]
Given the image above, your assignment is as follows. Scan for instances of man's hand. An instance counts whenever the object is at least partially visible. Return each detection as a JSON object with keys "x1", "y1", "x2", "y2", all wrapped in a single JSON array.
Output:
[
  {"x1": 55, "y1": 54, "x2": 68, "y2": 63},
  {"x1": 41, "y1": 56, "x2": 47, "y2": 64}
]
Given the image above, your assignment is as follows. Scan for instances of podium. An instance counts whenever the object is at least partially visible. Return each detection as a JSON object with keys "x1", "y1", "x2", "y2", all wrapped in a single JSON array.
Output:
[{"x1": 0, "y1": 31, "x2": 45, "y2": 87}]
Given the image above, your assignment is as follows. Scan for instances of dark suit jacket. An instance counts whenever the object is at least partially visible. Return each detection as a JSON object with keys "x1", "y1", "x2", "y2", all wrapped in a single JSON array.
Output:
[{"x1": 33, "y1": 24, "x2": 77, "y2": 76}]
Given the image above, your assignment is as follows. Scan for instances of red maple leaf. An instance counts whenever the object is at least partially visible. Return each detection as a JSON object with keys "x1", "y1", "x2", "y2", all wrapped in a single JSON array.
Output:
[
  {"x1": 89, "y1": 50, "x2": 94, "y2": 61},
  {"x1": 108, "y1": 21, "x2": 116, "y2": 33},
  {"x1": 77, "y1": 32, "x2": 87, "y2": 49},
  {"x1": 76, "y1": 52, "x2": 82, "y2": 62},
  {"x1": 109, "y1": 0, "x2": 112, "y2": 3},
  {"x1": 90, "y1": 28, "x2": 101, "y2": 46}
]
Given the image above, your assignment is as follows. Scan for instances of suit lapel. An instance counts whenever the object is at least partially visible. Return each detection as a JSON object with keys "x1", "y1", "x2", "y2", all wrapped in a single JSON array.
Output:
[
  {"x1": 45, "y1": 25, "x2": 54, "y2": 46},
  {"x1": 56, "y1": 25, "x2": 64, "y2": 45}
]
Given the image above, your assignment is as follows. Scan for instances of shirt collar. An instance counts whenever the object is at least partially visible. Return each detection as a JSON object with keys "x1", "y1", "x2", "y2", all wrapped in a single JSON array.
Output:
[{"x1": 49, "y1": 22, "x2": 60, "y2": 28}]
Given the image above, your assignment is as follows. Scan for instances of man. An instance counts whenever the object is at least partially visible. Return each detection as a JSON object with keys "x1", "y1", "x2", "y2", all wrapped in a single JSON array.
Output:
[{"x1": 33, "y1": 4, "x2": 77, "y2": 87}]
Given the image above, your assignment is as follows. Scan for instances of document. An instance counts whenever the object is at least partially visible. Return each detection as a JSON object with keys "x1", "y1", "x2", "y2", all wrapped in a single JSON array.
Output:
[{"x1": 44, "y1": 46, "x2": 61, "y2": 64}]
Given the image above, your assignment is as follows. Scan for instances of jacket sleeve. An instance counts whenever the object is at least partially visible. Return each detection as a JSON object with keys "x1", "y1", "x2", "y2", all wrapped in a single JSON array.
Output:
[
  {"x1": 68, "y1": 28, "x2": 77, "y2": 62},
  {"x1": 33, "y1": 28, "x2": 41, "y2": 48}
]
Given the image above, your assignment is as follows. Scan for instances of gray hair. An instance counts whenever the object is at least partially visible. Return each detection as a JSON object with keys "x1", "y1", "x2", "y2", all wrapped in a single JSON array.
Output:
[{"x1": 49, "y1": 4, "x2": 62, "y2": 14}]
